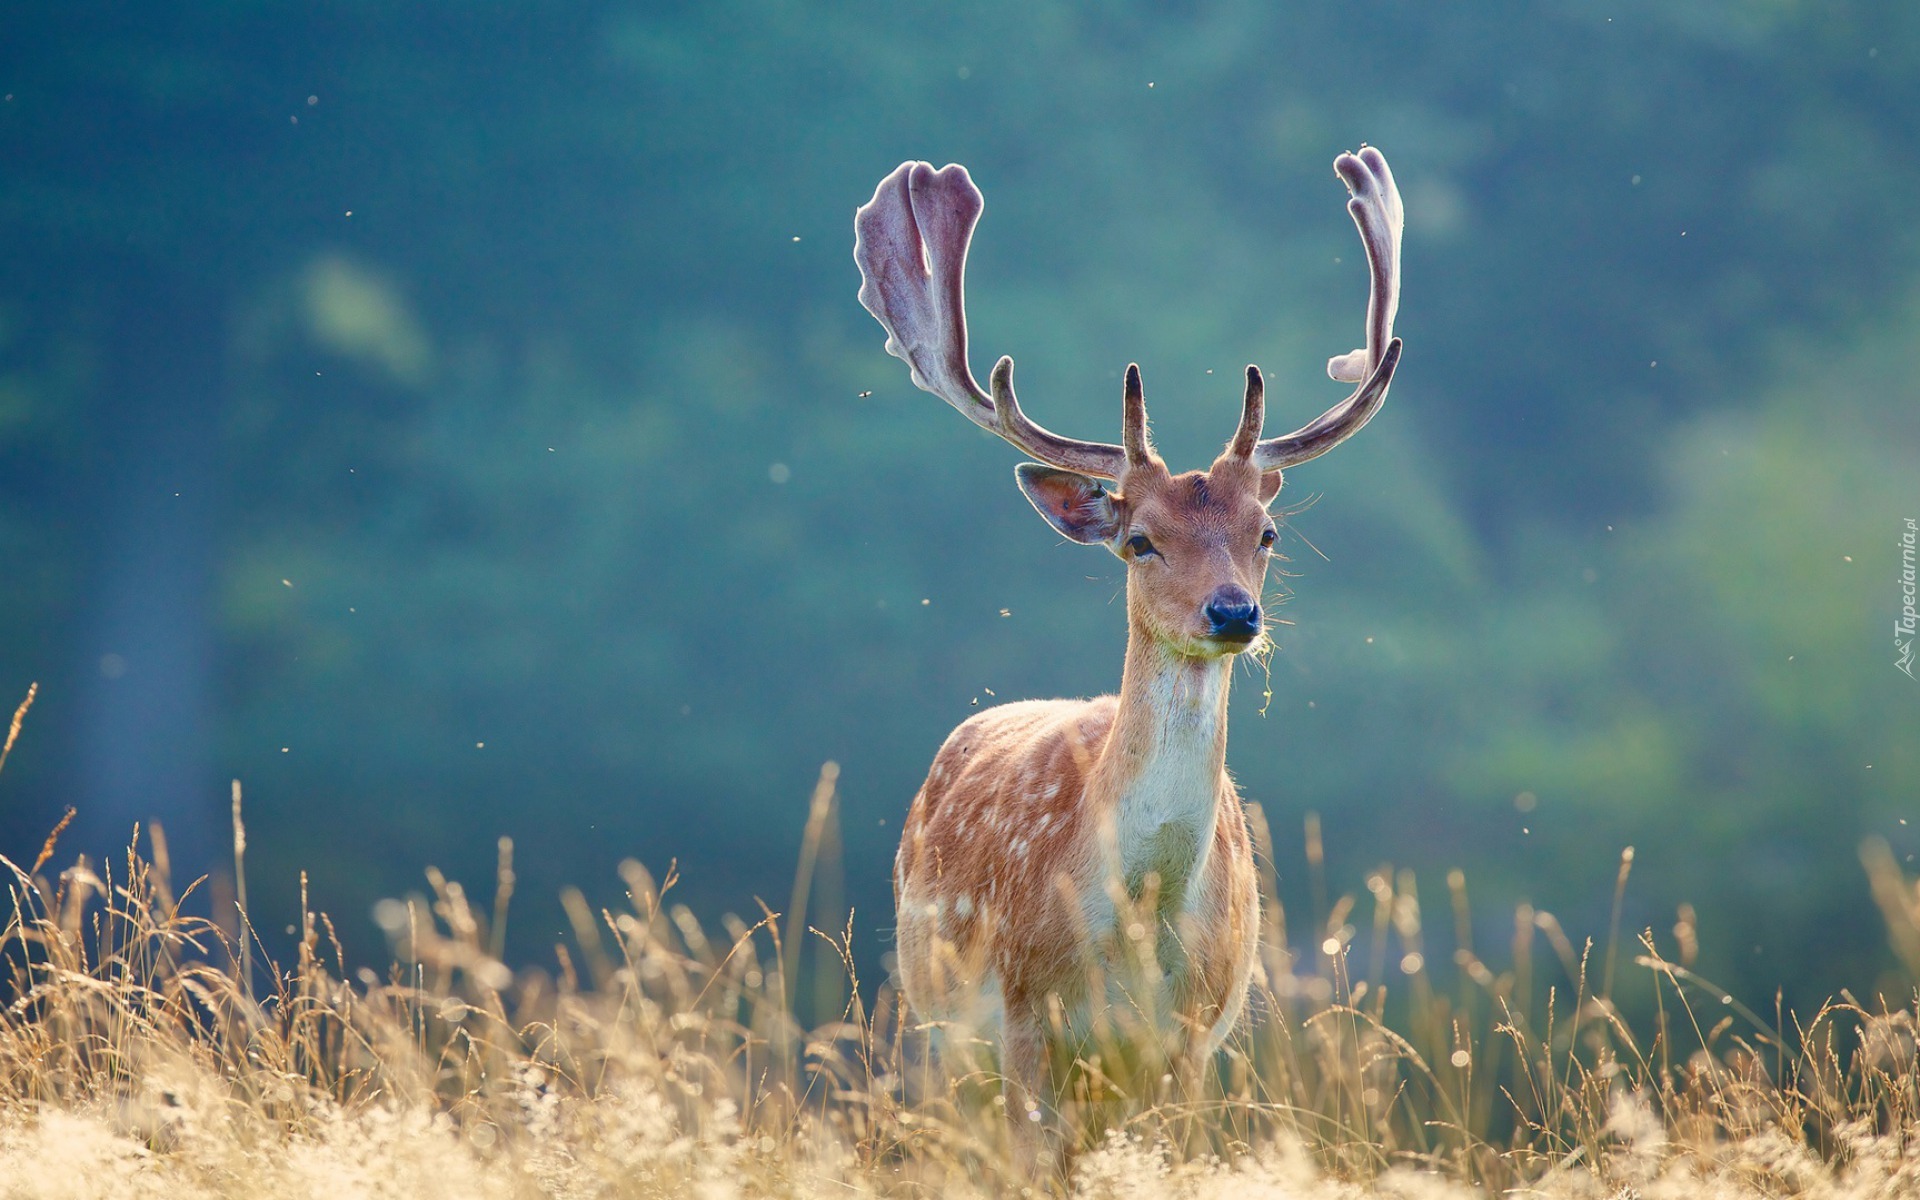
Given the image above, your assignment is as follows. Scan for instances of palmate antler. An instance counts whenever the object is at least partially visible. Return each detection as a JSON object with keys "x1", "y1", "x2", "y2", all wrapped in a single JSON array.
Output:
[
  {"x1": 854, "y1": 149, "x2": 1404, "y2": 479},
  {"x1": 1247, "y1": 146, "x2": 1404, "y2": 472},
  {"x1": 854, "y1": 162, "x2": 1139, "y2": 480}
]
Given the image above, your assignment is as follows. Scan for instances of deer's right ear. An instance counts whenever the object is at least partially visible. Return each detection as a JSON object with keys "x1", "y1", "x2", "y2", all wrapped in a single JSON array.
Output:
[{"x1": 1014, "y1": 464, "x2": 1125, "y2": 547}]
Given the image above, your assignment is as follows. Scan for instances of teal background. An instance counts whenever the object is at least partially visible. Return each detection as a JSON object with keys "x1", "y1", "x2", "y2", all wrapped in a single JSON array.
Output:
[{"x1": 0, "y1": 3, "x2": 1915, "y2": 1006}]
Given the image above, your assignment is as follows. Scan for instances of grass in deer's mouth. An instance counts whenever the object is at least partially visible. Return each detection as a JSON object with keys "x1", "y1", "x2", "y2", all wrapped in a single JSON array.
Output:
[{"x1": 4, "y1": 771, "x2": 1920, "y2": 1197}]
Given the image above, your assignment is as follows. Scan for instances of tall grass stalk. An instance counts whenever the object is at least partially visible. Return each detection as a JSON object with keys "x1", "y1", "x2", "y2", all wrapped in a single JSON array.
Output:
[{"x1": 1, "y1": 772, "x2": 1919, "y2": 1194}]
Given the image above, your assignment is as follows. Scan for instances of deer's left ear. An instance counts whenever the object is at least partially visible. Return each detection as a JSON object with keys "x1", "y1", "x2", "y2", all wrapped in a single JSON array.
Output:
[
  {"x1": 1015, "y1": 464, "x2": 1126, "y2": 546},
  {"x1": 1258, "y1": 471, "x2": 1284, "y2": 507}
]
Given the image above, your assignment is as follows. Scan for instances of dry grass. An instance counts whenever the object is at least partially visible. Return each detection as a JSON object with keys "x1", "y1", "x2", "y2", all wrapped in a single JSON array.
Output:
[{"x1": 2, "y1": 766, "x2": 1920, "y2": 1197}]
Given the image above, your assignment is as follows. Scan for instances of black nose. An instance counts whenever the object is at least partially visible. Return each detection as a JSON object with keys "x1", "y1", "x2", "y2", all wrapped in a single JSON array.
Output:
[{"x1": 1204, "y1": 590, "x2": 1262, "y2": 641}]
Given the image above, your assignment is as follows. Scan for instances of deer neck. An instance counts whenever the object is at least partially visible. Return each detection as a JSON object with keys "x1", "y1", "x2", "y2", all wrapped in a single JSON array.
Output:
[{"x1": 1089, "y1": 625, "x2": 1233, "y2": 899}]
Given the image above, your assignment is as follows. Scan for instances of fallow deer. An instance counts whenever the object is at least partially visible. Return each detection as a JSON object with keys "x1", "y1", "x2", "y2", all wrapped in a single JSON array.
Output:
[{"x1": 854, "y1": 147, "x2": 1403, "y2": 1146}]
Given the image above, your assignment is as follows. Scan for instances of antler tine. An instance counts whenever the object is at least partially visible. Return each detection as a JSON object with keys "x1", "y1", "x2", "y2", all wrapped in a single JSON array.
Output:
[
  {"x1": 1228, "y1": 365, "x2": 1263, "y2": 459},
  {"x1": 1254, "y1": 146, "x2": 1405, "y2": 472},
  {"x1": 855, "y1": 161, "x2": 1129, "y2": 480},
  {"x1": 987, "y1": 357, "x2": 1133, "y2": 478},
  {"x1": 1122, "y1": 364, "x2": 1154, "y2": 468}
]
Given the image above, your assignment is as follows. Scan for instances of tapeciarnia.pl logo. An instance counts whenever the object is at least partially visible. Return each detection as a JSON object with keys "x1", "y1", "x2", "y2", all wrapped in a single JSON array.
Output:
[{"x1": 1899, "y1": 518, "x2": 1917, "y2": 679}]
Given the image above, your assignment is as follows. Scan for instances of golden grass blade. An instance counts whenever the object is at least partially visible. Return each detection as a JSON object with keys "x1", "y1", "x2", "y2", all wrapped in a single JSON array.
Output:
[{"x1": 0, "y1": 681, "x2": 35, "y2": 778}]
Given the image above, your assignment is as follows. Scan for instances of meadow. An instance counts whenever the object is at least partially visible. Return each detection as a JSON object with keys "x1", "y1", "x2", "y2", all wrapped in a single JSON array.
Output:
[
  {"x1": 5, "y1": 733, "x2": 1920, "y2": 1197},
  {"x1": 3, "y1": 6, "x2": 1916, "y2": 1198}
]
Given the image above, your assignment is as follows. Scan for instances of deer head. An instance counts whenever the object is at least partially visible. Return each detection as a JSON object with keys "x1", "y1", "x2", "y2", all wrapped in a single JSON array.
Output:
[{"x1": 854, "y1": 148, "x2": 1402, "y2": 659}]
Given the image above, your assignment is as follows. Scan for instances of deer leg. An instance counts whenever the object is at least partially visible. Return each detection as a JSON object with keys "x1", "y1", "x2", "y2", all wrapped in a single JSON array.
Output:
[
  {"x1": 1000, "y1": 1004, "x2": 1060, "y2": 1175},
  {"x1": 1161, "y1": 1015, "x2": 1219, "y2": 1160}
]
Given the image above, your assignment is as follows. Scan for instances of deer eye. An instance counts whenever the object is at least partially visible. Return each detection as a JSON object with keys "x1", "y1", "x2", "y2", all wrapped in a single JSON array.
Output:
[
  {"x1": 1259, "y1": 528, "x2": 1277, "y2": 550},
  {"x1": 1126, "y1": 533, "x2": 1158, "y2": 559}
]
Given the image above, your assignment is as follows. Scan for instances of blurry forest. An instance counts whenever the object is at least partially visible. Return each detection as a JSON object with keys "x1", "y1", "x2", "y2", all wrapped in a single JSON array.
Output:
[{"x1": 0, "y1": 2, "x2": 1916, "y2": 1007}]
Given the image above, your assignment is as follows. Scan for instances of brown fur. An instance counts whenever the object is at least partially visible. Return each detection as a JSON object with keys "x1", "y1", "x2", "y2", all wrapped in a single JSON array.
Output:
[{"x1": 893, "y1": 453, "x2": 1274, "y2": 1138}]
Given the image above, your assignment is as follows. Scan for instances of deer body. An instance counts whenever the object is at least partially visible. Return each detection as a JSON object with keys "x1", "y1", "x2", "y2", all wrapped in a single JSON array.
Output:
[
  {"x1": 853, "y1": 146, "x2": 1404, "y2": 1142},
  {"x1": 894, "y1": 615, "x2": 1260, "y2": 1062}
]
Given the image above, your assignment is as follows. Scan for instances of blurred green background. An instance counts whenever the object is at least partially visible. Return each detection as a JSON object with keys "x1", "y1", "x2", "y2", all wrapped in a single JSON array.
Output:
[{"x1": 0, "y1": 3, "x2": 1915, "y2": 1007}]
